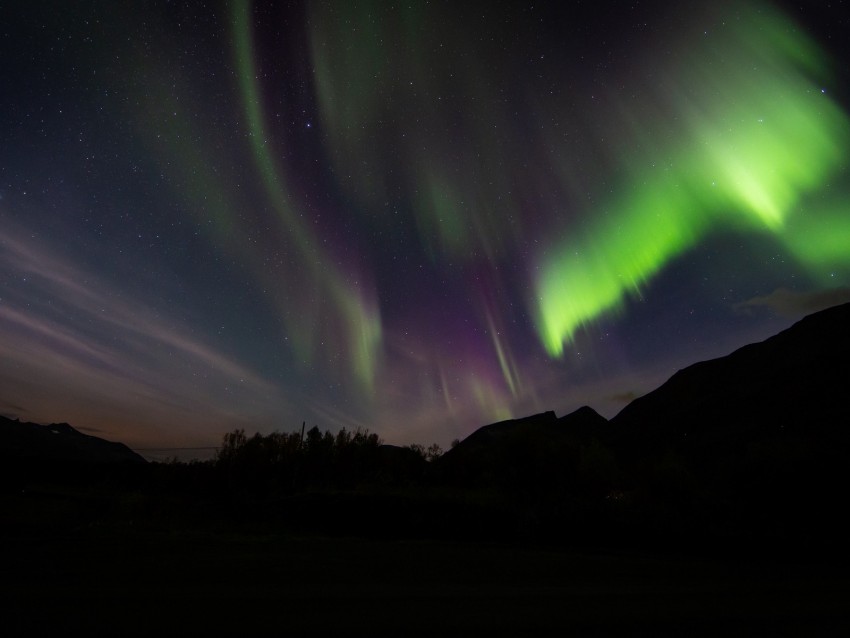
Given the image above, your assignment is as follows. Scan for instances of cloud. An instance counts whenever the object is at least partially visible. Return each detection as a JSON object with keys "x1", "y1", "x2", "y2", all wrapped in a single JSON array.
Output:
[
  {"x1": 0, "y1": 399, "x2": 27, "y2": 421},
  {"x1": 610, "y1": 391, "x2": 639, "y2": 405},
  {"x1": 735, "y1": 287, "x2": 850, "y2": 317},
  {"x1": 0, "y1": 225, "x2": 290, "y2": 447}
]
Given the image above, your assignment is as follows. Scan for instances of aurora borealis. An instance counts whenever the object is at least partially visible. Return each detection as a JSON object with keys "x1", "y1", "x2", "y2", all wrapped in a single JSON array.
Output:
[
  {"x1": 2, "y1": 1, "x2": 849, "y2": 456},
  {"x1": 535, "y1": 3, "x2": 850, "y2": 354}
]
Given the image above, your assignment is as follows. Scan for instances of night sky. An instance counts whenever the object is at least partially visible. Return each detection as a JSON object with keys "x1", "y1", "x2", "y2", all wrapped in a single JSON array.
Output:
[{"x1": 2, "y1": 1, "x2": 849, "y2": 457}]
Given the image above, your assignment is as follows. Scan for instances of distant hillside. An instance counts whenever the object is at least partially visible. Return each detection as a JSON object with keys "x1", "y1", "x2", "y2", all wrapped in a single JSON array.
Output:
[
  {"x1": 437, "y1": 406, "x2": 611, "y2": 491},
  {"x1": 444, "y1": 302, "x2": 850, "y2": 472},
  {"x1": 597, "y1": 302, "x2": 850, "y2": 539},
  {"x1": 0, "y1": 415, "x2": 145, "y2": 465},
  {"x1": 610, "y1": 301, "x2": 850, "y2": 453},
  {"x1": 429, "y1": 302, "x2": 850, "y2": 544}
]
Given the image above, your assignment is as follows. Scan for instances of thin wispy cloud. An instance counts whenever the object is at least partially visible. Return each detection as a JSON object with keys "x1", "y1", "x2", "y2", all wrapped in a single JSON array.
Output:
[{"x1": 0, "y1": 226, "x2": 287, "y2": 445}]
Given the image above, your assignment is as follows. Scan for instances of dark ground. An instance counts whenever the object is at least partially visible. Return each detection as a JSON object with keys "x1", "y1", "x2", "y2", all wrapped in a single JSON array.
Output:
[
  {"x1": 3, "y1": 458, "x2": 850, "y2": 637},
  {"x1": 3, "y1": 527, "x2": 849, "y2": 636}
]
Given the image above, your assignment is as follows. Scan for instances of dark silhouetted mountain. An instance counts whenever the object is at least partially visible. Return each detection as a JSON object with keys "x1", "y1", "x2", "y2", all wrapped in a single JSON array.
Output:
[
  {"x1": 0, "y1": 415, "x2": 145, "y2": 465},
  {"x1": 427, "y1": 303, "x2": 850, "y2": 546},
  {"x1": 437, "y1": 407, "x2": 610, "y2": 490},
  {"x1": 604, "y1": 302, "x2": 850, "y2": 540},
  {"x1": 610, "y1": 302, "x2": 850, "y2": 453}
]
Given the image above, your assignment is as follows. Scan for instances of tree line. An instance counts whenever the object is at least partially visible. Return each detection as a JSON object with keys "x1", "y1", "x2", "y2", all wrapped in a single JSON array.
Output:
[{"x1": 211, "y1": 424, "x2": 443, "y2": 493}]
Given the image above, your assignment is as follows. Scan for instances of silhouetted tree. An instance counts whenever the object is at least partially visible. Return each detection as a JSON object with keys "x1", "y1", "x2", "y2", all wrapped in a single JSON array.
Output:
[
  {"x1": 214, "y1": 424, "x2": 385, "y2": 491},
  {"x1": 217, "y1": 428, "x2": 247, "y2": 463},
  {"x1": 405, "y1": 442, "x2": 443, "y2": 462}
]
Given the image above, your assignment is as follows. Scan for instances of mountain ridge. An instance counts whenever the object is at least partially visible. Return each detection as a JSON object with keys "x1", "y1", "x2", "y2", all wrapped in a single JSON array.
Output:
[
  {"x1": 0, "y1": 415, "x2": 145, "y2": 465},
  {"x1": 609, "y1": 301, "x2": 850, "y2": 449}
]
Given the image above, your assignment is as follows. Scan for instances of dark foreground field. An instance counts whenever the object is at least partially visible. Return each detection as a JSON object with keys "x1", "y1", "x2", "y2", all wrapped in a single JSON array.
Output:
[{"x1": 3, "y1": 529, "x2": 848, "y2": 636}]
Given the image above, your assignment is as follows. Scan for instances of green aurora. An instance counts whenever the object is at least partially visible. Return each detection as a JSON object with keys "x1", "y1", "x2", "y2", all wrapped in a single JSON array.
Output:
[
  {"x1": 534, "y1": 4, "x2": 850, "y2": 355},
  {"x1": 233, "y1": 0, "x2": 382, "y2": 390},
  {"x1": 309, "y1": 0, "x2": 850, "y2": 367}
]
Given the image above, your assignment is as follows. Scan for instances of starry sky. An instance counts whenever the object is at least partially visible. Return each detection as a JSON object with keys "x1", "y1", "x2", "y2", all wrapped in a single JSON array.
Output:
[{"x1": 2, "y1": 0, "x2": 849, "y2": 458}]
